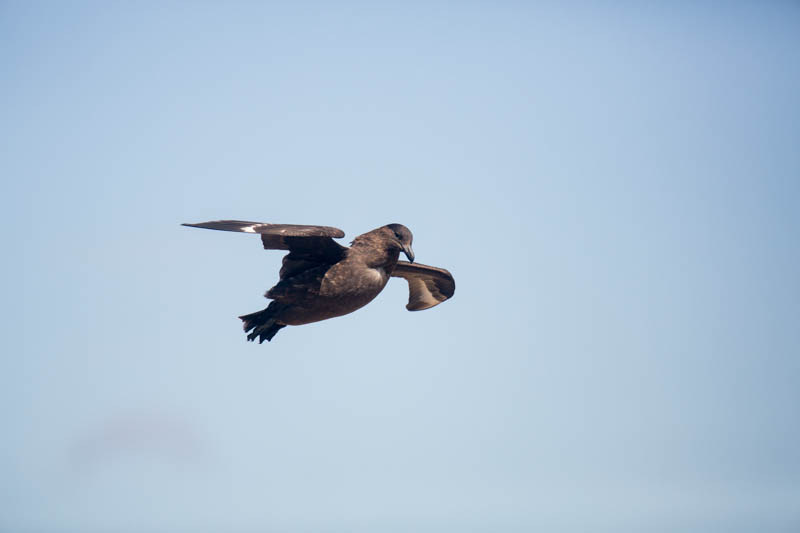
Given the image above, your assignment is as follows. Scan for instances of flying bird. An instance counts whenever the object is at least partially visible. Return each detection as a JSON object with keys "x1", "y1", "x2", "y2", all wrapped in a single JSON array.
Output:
[{"x1": 182, "y1": 220, "x2": 455, "y2": 343}]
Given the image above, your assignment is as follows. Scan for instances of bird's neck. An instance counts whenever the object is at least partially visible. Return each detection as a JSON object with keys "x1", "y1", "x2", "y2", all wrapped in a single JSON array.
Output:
[{"x1": 351, "y1": 237, "x2": 400, "y2": 268}]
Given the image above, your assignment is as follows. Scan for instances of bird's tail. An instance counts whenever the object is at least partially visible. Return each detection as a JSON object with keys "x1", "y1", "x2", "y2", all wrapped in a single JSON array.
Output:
[{"x1": 238, "y1": 303, "x2": 286, "y2": 343}]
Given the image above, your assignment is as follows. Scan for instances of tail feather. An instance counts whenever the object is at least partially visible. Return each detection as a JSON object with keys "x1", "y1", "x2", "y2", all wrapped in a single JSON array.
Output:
[{"x1": 238, "y1": 304, "x2": 286, "y2": 343}]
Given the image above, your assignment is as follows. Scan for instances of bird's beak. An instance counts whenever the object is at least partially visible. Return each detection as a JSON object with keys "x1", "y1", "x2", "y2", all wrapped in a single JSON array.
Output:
[{"x1": 402, "y1": 244, "x2": 415, "y2": 263}]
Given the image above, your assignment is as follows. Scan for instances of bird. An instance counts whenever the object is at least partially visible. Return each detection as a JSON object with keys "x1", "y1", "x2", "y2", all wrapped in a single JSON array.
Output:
[{"x1": 182, "y1": 220, "x2": 456, "y2": 343}]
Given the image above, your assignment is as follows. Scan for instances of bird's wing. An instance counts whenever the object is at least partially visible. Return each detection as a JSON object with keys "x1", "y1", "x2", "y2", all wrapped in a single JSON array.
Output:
[
  {"x1": 182, "y1": 220, "x2": 344, "y2": 249},
  {"x1": 183, "y1": 220, "x2": 348, "y2": 277},
  {"x1": 391, "y1": 261, "x2": 455, "y2": 311}
]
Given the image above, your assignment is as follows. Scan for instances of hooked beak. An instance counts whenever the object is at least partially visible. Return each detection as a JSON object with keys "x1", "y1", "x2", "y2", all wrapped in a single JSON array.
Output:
[{"x1": 401, "y1": 243, "x2": 415, "y2": 263}]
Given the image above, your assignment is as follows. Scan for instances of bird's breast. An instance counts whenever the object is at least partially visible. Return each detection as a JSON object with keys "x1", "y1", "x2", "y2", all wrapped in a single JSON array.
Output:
[
  {"x1": 319, "y1": 262, "x2": 387, "y2": 298},
  {"x1": 367, "y1": 267, "x2": 388, "y2": 284}
]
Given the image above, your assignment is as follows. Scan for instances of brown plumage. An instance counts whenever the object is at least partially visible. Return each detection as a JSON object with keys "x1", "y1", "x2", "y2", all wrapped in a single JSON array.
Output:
[{"x1": 182, "y1": 220, "x2": 456, "y2": 343}]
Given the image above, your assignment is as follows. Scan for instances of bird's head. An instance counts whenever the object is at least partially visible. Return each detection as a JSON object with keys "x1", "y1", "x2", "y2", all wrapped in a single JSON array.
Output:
[{"x1": 384, "y1": 223, "x2": 414, "y2": 263}]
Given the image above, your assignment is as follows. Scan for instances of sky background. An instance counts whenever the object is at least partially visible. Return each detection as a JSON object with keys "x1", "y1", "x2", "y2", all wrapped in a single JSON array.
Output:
[{"x1": 2, "y1": 1, "x2": 799, "y2": 531}]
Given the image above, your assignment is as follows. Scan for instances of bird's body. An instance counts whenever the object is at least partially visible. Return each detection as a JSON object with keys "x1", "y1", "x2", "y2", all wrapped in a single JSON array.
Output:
[
  {"x1": 183, "y1": 220, "x2": 455, "y2": 343},
  {"x1": 266, "y1": 243, "x2": 396, "y2": 325}
]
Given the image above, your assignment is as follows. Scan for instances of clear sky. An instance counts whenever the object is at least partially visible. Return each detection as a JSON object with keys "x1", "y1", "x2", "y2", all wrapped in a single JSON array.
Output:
[{"x1": 2, "y1": 2, "x2": 799, "y2": 531}]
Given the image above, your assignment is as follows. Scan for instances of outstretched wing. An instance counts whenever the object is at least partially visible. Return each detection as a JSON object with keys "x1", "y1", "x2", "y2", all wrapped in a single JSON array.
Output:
[
  {"x1": 182, "y1": 220, "x2": 348, "y2": 278},
  {"x1": 391, "y1": 261, "x2": 455, "y2": 311},
  {"x1": 182, "y1": 220, "x2": 344, "y2": 248}
]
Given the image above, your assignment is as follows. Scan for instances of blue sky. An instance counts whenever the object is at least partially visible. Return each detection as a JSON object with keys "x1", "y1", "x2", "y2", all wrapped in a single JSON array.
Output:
[{"x1": 2, "y1": 2, "x2": 799, "y2": 531}]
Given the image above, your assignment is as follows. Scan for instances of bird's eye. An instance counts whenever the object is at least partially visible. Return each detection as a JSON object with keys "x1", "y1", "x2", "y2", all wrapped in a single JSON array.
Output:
[{"x1": 394, "y1": 232, "x2": 402, "y2": 240}]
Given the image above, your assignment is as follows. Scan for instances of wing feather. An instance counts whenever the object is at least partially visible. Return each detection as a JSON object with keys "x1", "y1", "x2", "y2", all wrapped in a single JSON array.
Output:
[
  {"x1": 183, "y1": 220, "x2": 348, "y2": 276},
  {"x1": 182, "y1": 220, "x2": 344, "y2": 249},
  {"x1": 391, "y1": 261, "x2": 455, "y2": 311}
]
